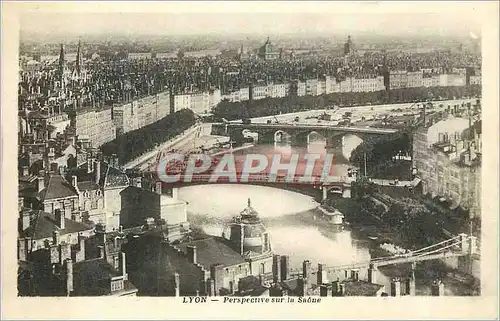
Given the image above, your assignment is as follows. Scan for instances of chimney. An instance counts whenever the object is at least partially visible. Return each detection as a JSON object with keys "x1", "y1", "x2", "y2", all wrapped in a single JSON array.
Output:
[
  {"x1": 390, "y1": 278, "x2": 401, "y2": 297},
  {"x1": 431, "y1": 279, "x2": 444, "y2": 296},
  {"x1": 171, "y1": 187, "x2": 179, "y2": 200},
  {"x1": 87, "y1": 157, "x2": 94, "y2": 173},
  {"x1": 319, "y1": 285, "x2": 328, "y2": 297},
  {"x1": 18, "y1": 238, "x2": 27, "y2": 261},
  {"x1": 187, "y1": 245, "x2": 197, "y2": 264},
  {"x1": 95, "y1": 224, "x2": 106, "y2": 243},
  {"x1": 119, "y1": 251, "x2": 127, "y2": 280},
  {"x1": 21, "y1": 210, "x2": 31, "y2": 231},
  {"x1": 259, "y1": 274, "x2": 265, "y2": 286},
  {"x1": 317, "y1": 263, "x2": 327, "y2": 285},
  {"x1": 52, "y1": 230, "x2": 60, "y2": 245},
  {"x1": 368, "y1": 263, "x2": 377, "y2": 284},
  {"x1": 297, "y1": 276, "x2": 306, "y2": 296},
  {"x1": 75, "y1": 233, "x2": 85, "y2": 262},
  {"x1": 272, "y1": 255, "x2": 281, "y2": 283},
  {"x1": 66, "y1": 259, "x2": 74, "y2": 295},
  {"x1": 95, "y1": 160, "x2": 101, "y2": 184},
  {"x1": 134, "y1": 177, "x2": 142, "y2": 188},
  {"x1": 280, "y1": 255, "x2": 289, "y2": 281},
  {"x1": 55, "y1": 209, "x2": 65, "y2": 229},
  {"x1": 155, "y1": 181, "x2": 162, "y2": 195},
  {"x1": 210, "y1": 264, "x2": 224, "y2": 296},
  {"x1": 38, "y1": 170, "x2": 45, "y2": 192},
  {"x1": 405, "y1": 274, "x2": 416, "y2": 296},
  {"x1": 174, "y1": 272, "x2": 180, "y2": 297},
  {"x1": 98, "y1": 245, "x2": 105, "y2": 259},
  {"x1": 302, "y1": 260, "x2": 312, "y2": 280},
  {"x1": 71, "y1": 176, "x2": 78, "y2": 189},
  {"x1": 331, "y1": 280, "x2": 341, "y2": 296},
  {"x1": 208, "y1": 278, "x2": 216, "y2": 297},
  {"x1": 338, "y1": 283, "x2": 345, "y2": 296}
]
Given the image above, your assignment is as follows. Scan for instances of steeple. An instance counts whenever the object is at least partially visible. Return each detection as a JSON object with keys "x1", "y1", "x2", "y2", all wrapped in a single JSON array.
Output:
[
  {"x1": 76, "y1": 39, "x2": 82, "y2": 74},
  {"x1": 247, "y1": 198, "x2": 251, "y2": 207},
  {"x1": 58, "y1": 44, "x2": 65, "y2": 78}
]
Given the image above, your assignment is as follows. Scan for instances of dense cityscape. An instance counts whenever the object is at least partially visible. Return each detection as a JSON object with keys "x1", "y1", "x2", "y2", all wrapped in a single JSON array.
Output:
[{"x1": 18, "y1": 26, "x2": 481, "y2": 297}]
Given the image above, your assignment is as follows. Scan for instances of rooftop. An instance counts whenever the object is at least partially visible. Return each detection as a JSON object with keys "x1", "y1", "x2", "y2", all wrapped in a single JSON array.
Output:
[
  {"x1": 175, "y1": 237, "x2": 246, "y2": 269},
  {"x1": 38, "y1": 175, "x2": 78, "y2": 201},
  {"x1": 21, "y1": 211, "x2": 93, "y2": 240},
  {"x1": 342, "y1": 280, "x2": 385, "y2": 296},
  {"x1": 72, "y1": 258, "x2": 137, "y2": 296}
]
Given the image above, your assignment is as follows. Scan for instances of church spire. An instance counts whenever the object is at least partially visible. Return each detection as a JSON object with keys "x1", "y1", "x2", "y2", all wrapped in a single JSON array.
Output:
[
  {"x1": 58, "y1": 44, "x2": 65, "y2": 77},
  {"x1": 247, "y1": 198, "x2": 251, "y2": 207},
  {"x1": 76, "y1": 39, "x2": 82, "y2": 74}
]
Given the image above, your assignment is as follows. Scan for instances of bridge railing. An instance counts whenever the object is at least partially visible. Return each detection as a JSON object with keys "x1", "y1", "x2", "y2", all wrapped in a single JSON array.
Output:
[{"x1": 159, "y1": 173, "x2": 354, "y2": 185}]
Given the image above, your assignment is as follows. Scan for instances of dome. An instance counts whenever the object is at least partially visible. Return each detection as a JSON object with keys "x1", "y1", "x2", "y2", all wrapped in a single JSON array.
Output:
[{"x1": 225, "y1": 198, "x2": 272, "y2": 258}]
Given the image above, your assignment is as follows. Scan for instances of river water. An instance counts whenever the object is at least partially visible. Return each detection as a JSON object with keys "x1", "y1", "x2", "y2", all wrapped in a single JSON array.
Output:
[{"x1": 177, "y1": 138, "x2": 478, "y2": 296}]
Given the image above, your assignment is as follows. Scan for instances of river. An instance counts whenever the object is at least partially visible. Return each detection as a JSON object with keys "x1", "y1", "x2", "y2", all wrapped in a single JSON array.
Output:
[{"x1": 176, "y1": 138, "x2": 478, "y2": 296}]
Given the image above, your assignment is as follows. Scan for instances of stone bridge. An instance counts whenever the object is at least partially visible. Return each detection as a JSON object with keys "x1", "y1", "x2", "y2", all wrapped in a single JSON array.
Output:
[{"x1": 212, "y1": 123, "x2": 399, "y2": 148}]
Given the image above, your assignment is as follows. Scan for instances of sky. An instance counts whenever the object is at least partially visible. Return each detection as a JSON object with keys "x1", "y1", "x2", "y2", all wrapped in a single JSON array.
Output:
[{"x1": 18, "y1": 3, "x2": 482, "y2": 39}]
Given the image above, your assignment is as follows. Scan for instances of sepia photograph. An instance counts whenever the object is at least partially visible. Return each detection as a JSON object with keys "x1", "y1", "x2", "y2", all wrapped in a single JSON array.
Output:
[{"x1": 1, "y1": 1, "x2": 499, "y2": 320}]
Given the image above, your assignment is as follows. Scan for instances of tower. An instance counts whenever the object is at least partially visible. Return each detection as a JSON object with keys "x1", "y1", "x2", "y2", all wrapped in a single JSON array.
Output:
[
  {"x1": 224, "y1": 198, "x2": 274, "y2": 276},
  {"x1": 58, "y1": 44, "x2": 67, "y2": 94}
]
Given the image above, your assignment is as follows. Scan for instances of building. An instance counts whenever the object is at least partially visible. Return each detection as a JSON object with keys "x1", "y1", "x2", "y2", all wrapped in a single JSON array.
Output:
[
  {"x1": 344, "y1": 35, "x2": 354, "y2": 56},
  {"x1": 258, "y1": 37, "x2": 280, "y2": 61},
  {"x1": 223, "y1": 199, "x2": 274, "y2": 276},
  {"x1": 412, "y1": 115, "x2": 481, "y2": 218},
  {"x1": 128, "y1": 52, "x2": 152, "y2": 60},
  {"x1": 74, "y1": 107, "x2": 116, "y2": 148},
  {"x1": 120, "y1": 183, "x2": 189, "y2": 242}
]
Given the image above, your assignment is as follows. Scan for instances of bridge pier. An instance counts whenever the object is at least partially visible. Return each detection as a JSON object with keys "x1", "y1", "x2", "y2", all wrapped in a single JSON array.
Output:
[
  {"x1": 291, "y1": 133, "x2": 308, "y2": 146},
  {"x1": 342, "y1": 185, "x2": 351, "y2": 198},
  {"x1": 325, "y1": 133, "x2": 344, "y2": 149}
]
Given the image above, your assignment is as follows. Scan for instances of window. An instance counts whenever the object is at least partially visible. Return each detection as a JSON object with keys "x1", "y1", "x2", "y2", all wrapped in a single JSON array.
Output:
[
  {"x1": 260, "y1": 263, "x2": 265, "y2": 274},
  {"x1": 114, "y1": 256, "x2": 120, "y2": 269}
]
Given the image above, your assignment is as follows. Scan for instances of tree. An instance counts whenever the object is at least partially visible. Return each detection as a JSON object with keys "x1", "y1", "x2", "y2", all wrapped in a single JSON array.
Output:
[{"x1": 351, "y1": 176, "x2": 375, "y2": 200}]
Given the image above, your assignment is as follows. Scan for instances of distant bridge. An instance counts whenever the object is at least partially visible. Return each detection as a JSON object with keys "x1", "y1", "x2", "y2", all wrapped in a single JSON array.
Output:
[
  {"x1": 214, "y1": 122, "x2": 399, "y2": 135},
  {"x1": 212, "y1": 122, "x2": 399, "y2": 147}
]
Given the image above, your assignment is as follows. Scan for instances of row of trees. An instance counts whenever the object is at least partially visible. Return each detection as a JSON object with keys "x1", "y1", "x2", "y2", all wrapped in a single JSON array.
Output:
[
  {"x1": 349, "y1": 130, "x2": 411, "y2": 178},
  {"x1": 100, "y1": 109, "x2": 196, "y2": 164},
  {"x1": 212, "y1": 85, "x2": 481, "y2": 120},
  {"x1": 382, "y1": 198, "x2": 443, "y2": 247},
  {"x1": 349, "y1": 178, "x2": 444, "y2": 248}
]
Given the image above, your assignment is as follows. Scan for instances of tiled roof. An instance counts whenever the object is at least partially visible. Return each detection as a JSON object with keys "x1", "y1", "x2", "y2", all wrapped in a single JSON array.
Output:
[
  {"x1": 72, "y1": 258, "x2": 120, "y2": 296},
  {"x1": 38, "y1": 175, "x2": 78, "y2": 201},
  {"x1": 175, "y1": 237, "x2": 246, "y2": 269},
  {"x1": 103, "y1": 166, "x2": 130, "y2": 188},
  {"x1": 21, "y1": 211, "x2": 93, "y2": 240},
  {"x1": 77, "y1": 181, "x2": 100, "y2": 191},
  {"x1": 343, "y1": 280, "x2": 384, "y2": 296}
]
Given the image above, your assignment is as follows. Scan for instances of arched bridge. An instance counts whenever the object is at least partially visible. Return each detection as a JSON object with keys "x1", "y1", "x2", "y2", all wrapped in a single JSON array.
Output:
[
  {"x1": 146, "y1": 172, "x2": 356, "y2": 199},
  {"x1": 211, "y1": 122, "x2": 399, "y2": 146}
]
